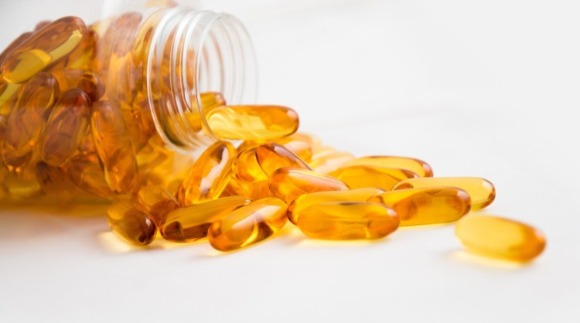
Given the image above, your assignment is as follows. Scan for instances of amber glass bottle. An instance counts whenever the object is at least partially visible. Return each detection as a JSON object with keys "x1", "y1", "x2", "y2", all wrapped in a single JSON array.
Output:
[{"x1": 0, "y1": 1, "x2": 257, "y2": 203}]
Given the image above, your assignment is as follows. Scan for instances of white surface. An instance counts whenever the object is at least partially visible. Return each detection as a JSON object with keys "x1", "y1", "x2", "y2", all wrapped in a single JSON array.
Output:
[{"x1": 1, "y1": 0, "x2": 580, "y2": 322}]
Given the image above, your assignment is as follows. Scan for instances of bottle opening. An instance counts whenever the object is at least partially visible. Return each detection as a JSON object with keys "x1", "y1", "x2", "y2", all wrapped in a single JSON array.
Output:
[{"x1": 146, "y1": 7, "x2": 257, "y2": 155}]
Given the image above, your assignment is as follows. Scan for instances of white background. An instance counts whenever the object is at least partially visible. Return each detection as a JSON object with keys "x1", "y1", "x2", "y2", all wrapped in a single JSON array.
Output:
[{"x1": 1, "y1": 0, "x2": 579, "y2": 322}]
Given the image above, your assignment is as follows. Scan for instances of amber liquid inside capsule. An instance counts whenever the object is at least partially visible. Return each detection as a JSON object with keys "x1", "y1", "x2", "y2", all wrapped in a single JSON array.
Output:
[
  {"x1": 207, "y1": 197, "x2": 288, "y2": 251},
  {"x1": 256, "y1": 143, "x2": 311, "y2": 176},
  {"x1": 331, "y1": 165, "x2": 418, "y2": 191},
  {"x1": 369, "y1": 187, "x2": 471, "y2": 226},
  {"x1": 288, "y1": 187, "x2": 384, "y2": 224},
  {"x1": 205, "y1": 105, "x2": 300, "y2": 140},
  {"x1": 269, "y1": 167, "x2": 349, "y2": 203},
  {"x1": 393, "y1": 177, "x2": 495, "y2": 210},
  {"x1": 107, "y1": 201, "x2": 157, "y2": 246},
  {"x1": 295, "y1": 201, "x2": 399, "y2": 240},
  {"x1": 344, "y1": 155, "x2": 433, "y2": 177},
  {"x1": 161, "y1": 196, "x2": 250, "y2": 242},
  {"x1": 455, "y1": 214, "x2": 546, "y2": 262}
]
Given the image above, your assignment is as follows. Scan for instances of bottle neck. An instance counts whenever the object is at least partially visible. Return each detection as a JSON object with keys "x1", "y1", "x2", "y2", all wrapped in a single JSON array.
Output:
[{"x1": 145, "y1": 7, "x2": 257, "y2": 154}]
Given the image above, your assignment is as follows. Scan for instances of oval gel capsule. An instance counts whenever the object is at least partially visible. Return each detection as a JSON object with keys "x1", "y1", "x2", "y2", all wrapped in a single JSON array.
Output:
[{"x1": 455, "y1": 214, "x2": 546, "y2": 262}]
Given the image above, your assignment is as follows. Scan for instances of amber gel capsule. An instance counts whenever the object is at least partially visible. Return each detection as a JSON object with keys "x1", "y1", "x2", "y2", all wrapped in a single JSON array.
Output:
[
  {"x1": 107, "y1": 201, "x2": 157, "y2": 247},
  {"x1": 309, "y1": 150, "x2": 354, "y2": 174},
  {"x1": 205, "y1": 105, "x2": 299, "y2": 140},
  {"x1": 394, "y1": 177, "x2": 495, "y2": 210},
  {"x1": 455, "y1": 215, "x2": 546, "y2": 262},
  {"x1": 256, "y1": 143, "x2": 311, "y2": 176},
  {"x1": 2, "y1": 73, "x2": 59, "y2": 170},
  {"x1": 1, "y1": 17, "x2": 87, "y2": 83},
  {"x1": 91, "y1": 101, "x2": 139, "y2": 193},
  {"x1": 295, "y1": 202, "x2": 399, "y2": 240},
  {"x1": 40, "y1": 88, "x2": 91, "y2": 166},
  {"x1": 331, "y1": 165, "x2": 418, "y2": 191},
  {"x1": 176, "y1": 141, "x2": 236, "y2": 205},
  {"x1": 137, "y1": 185, "x2": 180, "y2": 225},
  {"x1": 269, "y1": 168, "x2": 349, "y2": 203},
  {"x1": 288, "y1": 187, "x2": 384, "y2": 224},
  {"x1": 369, "y1": 187, "x2": 471, "y2": 226},
  {"x1": 344, "y1": 156, "x2": 433, "y2": 177},
  {"x1": 161, "y1": 196, "x2": 251, "y2": 242},
  {"x1": 208, "y1": 197, "x2": 288, "y2": 251}
]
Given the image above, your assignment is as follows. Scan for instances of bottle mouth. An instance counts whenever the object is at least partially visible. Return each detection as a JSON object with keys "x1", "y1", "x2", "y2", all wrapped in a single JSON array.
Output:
[{"x1": 145, "y1": 7, "x2": 257, "y2": 155}]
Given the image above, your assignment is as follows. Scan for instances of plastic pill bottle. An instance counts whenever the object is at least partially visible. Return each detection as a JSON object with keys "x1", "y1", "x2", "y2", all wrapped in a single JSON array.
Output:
[{"x1": 0, "y1": 0, "x2": 257, "y2": 203}]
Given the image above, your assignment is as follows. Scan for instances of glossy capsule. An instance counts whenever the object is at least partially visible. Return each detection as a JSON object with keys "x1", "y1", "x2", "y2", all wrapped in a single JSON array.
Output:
[
  {"x1": 288, "y1": 187, "x2": 385, "y2": 224},
  {"x1": 344, "y1": 156, "x2": 433, "y2": 177},
  {"x1": 67, "y1": 155, "x2": 114, "y2": 198},
  {"x1": 1, "y1": 17, "x2": 87, "y2": 83},
  {"x1": 0, "y1": 32, "x2": 32, "y2": 67},
  {"x1": 91, "y1": 101, "x2": 138, "y2": 193},
  {"x1": 208, "y1": 197, "x2": 288, "y2": 251},
  {"x1": 295, "y1": 202, "x2": 399, "y2": 240},
  {"x1": 369, "y1": 187, "x2": 471, "y2": 225},
  {"x1": 107, "y1": 201, "x2": 157, "y2": 247},
  {"x1": 394, "y1": 177, "x2": 495, "y2": 210},
  {"x1": 234, "y1": 147, "x2": 268, "y2": 182},
  {"x1": 310, "y1": 150, "x2": 355, "y2": 174},
  {"x1": 2, "y1": 73, "x2": 59, "y2": 170},
  {"x1": 40, "y1": 89, "x2": 91, "y2": 166},
  {"x1": 455, "y1": 214, "x2": 546, "y2": 262},
  {"x1": 0, "y1": 81, "x2": 20, "y2": 116},
  {"x1": 331, "y1": 165, "x2": 418, "y2": 191},
  {"x1": 269, "y1": 168, "x2": 349, "y2": 203},
  {"x1": 176, "y1": 141, "x2": 235, "y2": 205},
  {"x1": 256, "y1": 143, "x2": 311, "y2": 176},
  {"x1": 161, "y1": 196, "x2": 251, "y2": 242},
  {"x1": 35, "y1": 161, "x2": 71, "y2": 194},
  {"x1": 205, "y1": 105, "x2": 299, "y2": 140},
  {"x1": 137, "y1": 186, "x2": 180, "y2": 225}
]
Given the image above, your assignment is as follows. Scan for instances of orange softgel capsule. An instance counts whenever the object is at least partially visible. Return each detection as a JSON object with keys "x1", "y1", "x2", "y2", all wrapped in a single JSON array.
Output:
[
  {"x1": 295, "y1": 201, "x2": 399, "y2": 240},
  {"x1": 91, "y1": 101, "x2": 139, "y2": 193},
  {"x1": 107, "y1": 201, "x2": 157, "y2": 247},
  {"x1": 331, "y1": 165, "x2": 418, "y2": 191},
  {"x1": 176, "y1": 141, "x2": 236, "y2": 205},
  {"x1": 344, "y1": 156, "x2": 433, "y2": 177},
  {"x1": 1, "y1": 17, "x2": 87, "y2": 83},
  {"x1": 256, "y1": 143, "x2": 311, "y2": 176},
  {"x1": 393, "y1": 177, "x2": 495, "y2": 210},
  {"x1": 208, "y1": 197, "x2": 288, "y2": 251},
  {"x1": 309, "y1": 149, "x2": 354, "y2": 174},
  {"x1": 40, "y1": 88, "x2": 91, "y2": 166},
  {"x1": 161, "y1": 196, "x2": 251, "y2": 242},
  {"x1": 455, "y1": 214, "x2": 546, "y2": 262},
  {"x1": 369, "y1": 187, "x2": 471, "y2": 226},
  {"x1": 137, "y1": 185, "x2": 179, "y2": 225},
  {"x1": 205, "y1": 105, "x2": 299, "y2": 140},
  {"x1": 2, "y1": 72, "x2": 59, "y2": 170},
  {"x1": 288, "y1": 187, "x2": 384, "y2": 224},
  {"x1": 269, "y1": 168, "x2": 349, "y2": 203}
]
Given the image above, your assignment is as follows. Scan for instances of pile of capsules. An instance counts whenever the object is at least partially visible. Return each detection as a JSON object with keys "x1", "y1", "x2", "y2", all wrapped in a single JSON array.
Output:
[{"x1": 0, "y1": 14, "x2": 546, "y2": 263}]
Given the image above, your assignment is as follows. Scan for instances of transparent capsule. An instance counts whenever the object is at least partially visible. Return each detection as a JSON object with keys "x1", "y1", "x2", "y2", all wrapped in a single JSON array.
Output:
[
  {"x1": 234, "y1": 147, "x2": 267, "y2": 182},
  {"x1": 205, "y1": 105, "x2": 299, "y2": 140},
  {"x1": 53, "y1": 69, "x2": 104, "y2": 101},
  {"x1": 369, "y1": 187, "x2": 471, "y2": 225},
  {"x1": 455, "y1": 214, "x2": 546, "y2": 262},
  {"x1": 91, "y1": 101, "x2": 138, "y2": 193},
  {"x1": 137, "y1": 185, "x2": 179, "y2": 225},
  {"x1": 331, "y1": 165, "x2": 418, "y2": 191},
  {"x1": 269, "y1": 168, "x2": 349, "y2": 203},
  {"x1": 394, "y1": 177, "x2": 495, "y2": 210},
  {"x1": 310, "y1": 149, "x2": 355, "y2": 174},
  {"x1": 208, "y1": 197, "x2": 288, "y2": 251},
  {"x1": 256, "y1": 143, "x2": 311, "y2": 176},
  {"x1": 67, "y1": 155, "x2": 114, "y2": 198},
  {"x1": 35, "y1": 161, "x2": 72, "y2": 195},
  {"x1": 288, "y1": 187, "x2": 384, "y2": 224},
  {"x1": 0, "y1": 81, "x2": 20, "y2": 116},
  {"x1": 0, "y1": 32, "x2": 32, "y2": 67},
  {"x1": 161, "y1": 196, "x2": 251, "y2": 242},
  {"x1": 107, "y1": 201, "x2": 157, "y2": 247},
  {"x1": 176, "y1": 141, "x2": 235, "y2": 205},
  {"x1": 39, "y1": 88, "x2": 91, "y2": 166},
  {"x1": 2, "y1": 73, "x2": 59, "y2": 170},
  {"x1": 344, "y1": 155, "x2": 433, "y2": 177},
  {"x1": 1, "y1": 17, "x2": 87, "y2": 83},
  {"x1": 295, "y1": 201, "x2": 399, "y2": 240}
]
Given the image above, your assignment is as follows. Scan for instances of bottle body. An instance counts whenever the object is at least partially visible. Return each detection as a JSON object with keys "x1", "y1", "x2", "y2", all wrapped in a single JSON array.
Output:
[{"x1": 0, "y1": 1, "x2": 257, "y2": 203}]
